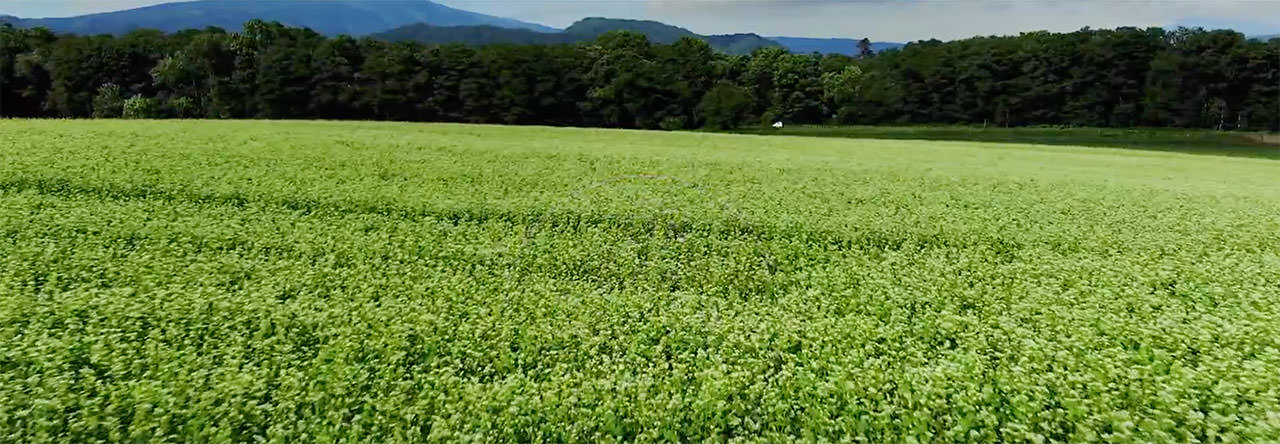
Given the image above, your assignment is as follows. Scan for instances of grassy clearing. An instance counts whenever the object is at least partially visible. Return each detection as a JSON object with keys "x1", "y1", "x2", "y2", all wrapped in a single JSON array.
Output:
[
  {"x1": 732, "y1": 125, "x2": 1280, "y2": 159},
  {"x1": 2, "y1": 120, "x2": 1279, "y2": 442}
]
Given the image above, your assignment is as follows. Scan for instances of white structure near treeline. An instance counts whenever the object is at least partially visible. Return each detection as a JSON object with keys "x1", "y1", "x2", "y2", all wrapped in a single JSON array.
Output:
[{"x1": 772, "y1": 121, "x2": 784, "y2": 129}]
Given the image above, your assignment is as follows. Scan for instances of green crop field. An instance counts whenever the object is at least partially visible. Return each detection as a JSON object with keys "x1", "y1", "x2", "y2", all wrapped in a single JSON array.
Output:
[
  {"x1": 2, "y1": 120, "x2": 1279, "y2": 443},
  {"x1": 732, "y1": 125, "x2": 1280, "y2": 160}
]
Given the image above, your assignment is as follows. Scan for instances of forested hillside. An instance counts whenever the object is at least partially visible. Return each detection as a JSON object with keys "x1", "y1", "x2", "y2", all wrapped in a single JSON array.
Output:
[
  {"x1": 560, "y1": 18, "x2": 780, "y2": 54},
  {"x1": 562, "y1": 17, "x2": 699, "y2": 43},
  {"x1": 1, "y1": 21, "x2": 1275, "y2": 131},
  {"x1": 374, "y1": 18, "x2": 781, "y2": 55},
  {"x1": 373, "y1": 24, "x2": 571, "y2": 46}
]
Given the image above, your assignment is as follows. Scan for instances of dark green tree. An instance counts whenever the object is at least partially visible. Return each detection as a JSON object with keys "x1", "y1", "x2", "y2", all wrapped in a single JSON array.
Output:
[
  {"x1": 858, "y1": 38, "x2": 873, "y2": 58},
  {"x1": 697, "y1": 81, "x2": 752, "y2": 129},
  {"x1": 582, "y1": 31, "x2": 664, "y2": 128}
]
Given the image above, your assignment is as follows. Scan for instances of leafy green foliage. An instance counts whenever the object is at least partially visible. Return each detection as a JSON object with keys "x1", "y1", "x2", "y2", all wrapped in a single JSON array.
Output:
[
  {"x1": 121, "y1": 94, "x2": 160, "y2": 118},
  {"x1": 91, "y1": 83, "x2": 123, "y2": 118},
  {"x1": 1, "y1": 120, "x2": 1278, "y2": 442},
  {"x1": 821, "y1": 65, "x2": 864, "y2": 120}
]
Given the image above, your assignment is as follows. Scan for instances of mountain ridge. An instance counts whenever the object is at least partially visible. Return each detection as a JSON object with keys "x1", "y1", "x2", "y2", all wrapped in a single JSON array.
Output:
[
  {"x1": 2, "y1": 0, "x2": 555, "y2": 36},
  {"x1": 1, "y1": 2, "x2": 907, "y2": 55},
  {"x1": 768, "y1": 37, "x2": 904, "y2": 55},
  {"x1": 373, "y1": 18, "x2": 783, "y2": 55}
]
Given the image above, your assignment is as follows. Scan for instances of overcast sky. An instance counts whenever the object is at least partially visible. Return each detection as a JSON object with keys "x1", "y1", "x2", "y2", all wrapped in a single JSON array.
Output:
[{"x1": 1, "y1": 0, "x2": 1277, "y2": 41}]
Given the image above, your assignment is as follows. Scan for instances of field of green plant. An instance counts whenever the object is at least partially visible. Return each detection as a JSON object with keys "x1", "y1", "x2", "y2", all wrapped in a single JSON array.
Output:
[
  {"x1": 2, "y1": 120, "x2": 1278, "y2": 443},
  {"x1": 733, "y1": 125, "x2": 1280, "y2": 159}
]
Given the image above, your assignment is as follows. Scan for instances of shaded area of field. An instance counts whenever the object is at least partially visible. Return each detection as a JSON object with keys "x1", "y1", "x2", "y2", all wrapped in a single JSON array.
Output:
[
  {"x1": 1, "y1": 121, "x2": 1278, "y2": 442},
  {"x1": 733, "y1": 125, "x2": 1280, "y2": 159}
]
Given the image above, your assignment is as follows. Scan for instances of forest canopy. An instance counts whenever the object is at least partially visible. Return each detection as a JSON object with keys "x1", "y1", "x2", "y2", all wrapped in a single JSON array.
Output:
[{"x1": 1, "y1": 21, "x2": 1276, "y2": 131}]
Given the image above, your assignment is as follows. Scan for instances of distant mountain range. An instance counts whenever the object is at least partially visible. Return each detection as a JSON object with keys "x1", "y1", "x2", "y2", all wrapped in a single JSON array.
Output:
[
  {"x1": 767, "y1": 37, "x2": 904, "y2": 55},
  {"x1": 374, "y1": 18, "x2": 782, "y2": 55},
  {"x1": 0, "y1": 1, "x2": 897, "y2": 55},
  {"x1": 0, "y1": 0, "x2": 555, "y2": 36}
]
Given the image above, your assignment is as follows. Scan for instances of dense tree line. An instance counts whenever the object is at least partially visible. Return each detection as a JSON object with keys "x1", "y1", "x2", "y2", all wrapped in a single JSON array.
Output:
[{"x1": 2, "y1": 21, "x2": 1276, "y2": 130}]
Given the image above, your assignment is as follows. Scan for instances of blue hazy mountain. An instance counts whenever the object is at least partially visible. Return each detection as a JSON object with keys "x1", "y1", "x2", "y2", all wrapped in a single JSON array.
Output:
[
  {"x1": 768, "y1": 37, "x2": 904, "y2": 55},
  {"x1": 4, "y1": 0, "x2": 556, "y2": 36},
  {"x1": 3, "y1": 1, "x2": 908, "y2": 55}
]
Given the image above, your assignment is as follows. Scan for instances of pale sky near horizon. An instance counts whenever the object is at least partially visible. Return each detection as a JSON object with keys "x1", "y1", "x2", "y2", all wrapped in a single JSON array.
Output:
[{"x1": 1, "y1": 0, "x2": 1277, "y2": 41}]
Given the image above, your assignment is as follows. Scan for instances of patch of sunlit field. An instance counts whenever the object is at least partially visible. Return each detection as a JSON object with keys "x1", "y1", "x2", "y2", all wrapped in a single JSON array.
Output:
[{"x1": 2, "y1": 120, "x2": 1278, "y2": 442}]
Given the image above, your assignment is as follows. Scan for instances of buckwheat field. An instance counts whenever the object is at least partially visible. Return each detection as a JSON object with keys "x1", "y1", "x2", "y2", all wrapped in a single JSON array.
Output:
[{"x1": 1, "y1": 120, "x2": 1278, "y2": 443}]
